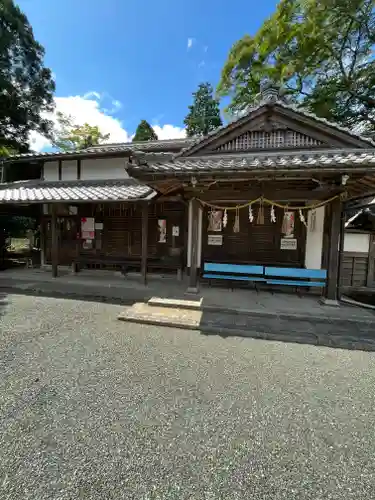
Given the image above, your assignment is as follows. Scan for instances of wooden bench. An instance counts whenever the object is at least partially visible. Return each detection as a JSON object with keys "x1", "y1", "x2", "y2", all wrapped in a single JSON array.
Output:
[
  {"x1": 203, "y1": 262, "x2": 265, "y2": 286},
  {"x1": 74, "y1": 255, "x2": 142, "y2": 273},
  {"x1": 264, "y1": 267, "x2": 327, "y2": 289},
  {"x1": 74, "y1": 255, "x2": 184, "y2": 279}
]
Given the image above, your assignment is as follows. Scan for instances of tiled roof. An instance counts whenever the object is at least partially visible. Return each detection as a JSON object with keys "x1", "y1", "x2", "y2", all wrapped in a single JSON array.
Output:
[
  {"x1": 176, "y1": 100, "x2": 375, "y2": 157},
  {"x1": 5, "y1": 146, "x2": 136, "y2": 161},
  {"x1": 133, "y1": 150, "x2": 375, "y2": 174},
  {"x1": 0, "y1": 178, "x2": 156, "y2": 204},
  {"x1": 4, "y1": 138, "x2": 194, "y2": 162},
  {"x1": 90, "y1": 138, "x2": 193, "y2": 151}
]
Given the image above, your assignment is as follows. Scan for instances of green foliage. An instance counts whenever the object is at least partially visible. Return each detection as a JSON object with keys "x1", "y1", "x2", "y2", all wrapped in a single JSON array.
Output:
[
  {"x1": 217, "y1": 0, "x2": 375, "y2": 133},
  {"x1": 132, "y1": 120, "x2": 158, "y2": 141},
  {"x1": 184, "y1": 83, "x2": 222, "y2": 137},
  {"x1": 0, "y1": 0, "x2": 55, "y2": 152},
  {"x1": 53, "y1": 112, "x2": 110, "y2": 151},
  {"x1": 0, "y1": 215, "x2": 35, "y2": 260},
  {"x1": 0, "y1": 145, "x2": 15, "y2": 157}
]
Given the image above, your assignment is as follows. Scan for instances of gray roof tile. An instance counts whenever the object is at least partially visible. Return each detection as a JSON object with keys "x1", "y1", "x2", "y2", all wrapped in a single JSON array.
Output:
[
  {"x1": 0, "y1": 178, "x2": 156, "y2": 204},
  {"x1": 134, "y1": 149, "x2": 375, "y2": 174},
  {"x1": 5, "y1": 138, "x2": 194, "y2": 162}
]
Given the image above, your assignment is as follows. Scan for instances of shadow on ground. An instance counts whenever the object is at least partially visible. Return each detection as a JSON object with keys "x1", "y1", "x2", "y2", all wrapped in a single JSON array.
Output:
[
  {"x1": 198, "y1": 306, "x2": 375, "y2": 352},
  {"x1": 0, "y1": 291, "x2": 8, "y2": 318},
  {"x1": 0, "y1": 287, "x2": 141, "y2": 307}
]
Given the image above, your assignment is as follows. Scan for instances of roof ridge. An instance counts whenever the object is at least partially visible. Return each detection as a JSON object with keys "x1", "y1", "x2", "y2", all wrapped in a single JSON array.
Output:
[{"x1": 174, "y1": 100, "x2": 375, "y2": 158}]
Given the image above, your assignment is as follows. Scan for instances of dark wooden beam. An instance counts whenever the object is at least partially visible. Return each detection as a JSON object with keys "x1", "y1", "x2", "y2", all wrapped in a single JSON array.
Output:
[
  {"x1": 187, "y1": 198, "x2": 200, "y2": 293},
  {"x1": 323, "y1": 197, "x2": 342, "y2": 304},
  {"x1": 141, "y1": 203, "x2": 148, "y2": 285},
  {"x1": 51, "y1": 204, "x2": 58, "y2": 278},
  {"x1": 337, "y1": 208, "x2": 346, "y2": 299},
  {"x1": 77, "y1": 159, "x2": 81, "y2": 180},
  {"x1": 194, "y1": 189, "x2": 340, "y2": 202},
  {"x1": 58, "y1": 160, "x2": 62, "y2": 181}
]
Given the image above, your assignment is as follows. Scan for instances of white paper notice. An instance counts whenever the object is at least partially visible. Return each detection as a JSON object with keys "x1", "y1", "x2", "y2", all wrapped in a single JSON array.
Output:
[{"x1": 81, "y1": 217, "x2": 95, "y2": 232}]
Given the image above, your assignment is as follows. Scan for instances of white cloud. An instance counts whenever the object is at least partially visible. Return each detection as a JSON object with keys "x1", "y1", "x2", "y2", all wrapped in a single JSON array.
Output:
[
  {"x1": 187, "y1": 37, "x2": 195, "y2": 50},
  {"x1": 29, "y1": 92, "x2": 185, "y2": 151},
  {"x1": 152, "y1": 124, "x2": 186, "y2": 140},
  {"x1": 83, "y1": 91, "x2": 101, "y2": 100}
]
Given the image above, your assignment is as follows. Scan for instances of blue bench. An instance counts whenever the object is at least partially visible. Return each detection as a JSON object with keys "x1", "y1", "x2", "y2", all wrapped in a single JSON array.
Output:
[
  {"x1": 264, "y1": 267, "x2": 327, "y2": 288},
  {"x1": 203, "y1": 262, "x2": 265, "y2": 286}
]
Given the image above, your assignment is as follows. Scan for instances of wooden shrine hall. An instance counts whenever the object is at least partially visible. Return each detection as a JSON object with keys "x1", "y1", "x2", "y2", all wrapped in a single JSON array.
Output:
[{"x1": 2, "y1": 85, "x2": 375, "y2": 304}]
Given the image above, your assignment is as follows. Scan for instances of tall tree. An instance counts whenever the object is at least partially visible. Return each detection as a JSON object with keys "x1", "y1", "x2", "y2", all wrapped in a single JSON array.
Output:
[
  {"x1": 132, "y1": 120, "x2": 158, "y2": 141},
  {"x1": 0, "y1": 0, "x2": 55, "y2": 152},
  {"x1": 52, "y1": 112, "x2": 110, "y2": 151},
  {"x1": 217, "y1": 0, "x2": 375, "y2": 133},
  {"x1": 184, "y1": 83, "x2": 222, "y2": 137}
]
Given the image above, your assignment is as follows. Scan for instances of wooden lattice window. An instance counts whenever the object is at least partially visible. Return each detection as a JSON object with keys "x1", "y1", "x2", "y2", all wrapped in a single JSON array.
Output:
[{"x1": 215, "y1": 129, "x2": 323, "y2": 151}]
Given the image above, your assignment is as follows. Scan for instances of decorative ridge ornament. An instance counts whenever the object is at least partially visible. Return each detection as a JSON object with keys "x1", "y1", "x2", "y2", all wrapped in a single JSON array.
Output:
[{"x1": 259, "y1": 79, "x2": 287, "y2": 105}]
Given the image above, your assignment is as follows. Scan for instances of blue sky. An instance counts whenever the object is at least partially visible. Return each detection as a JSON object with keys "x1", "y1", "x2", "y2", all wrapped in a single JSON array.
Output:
[{"x1": 17, "y1": 0, "x2": 278, "y2": 149}]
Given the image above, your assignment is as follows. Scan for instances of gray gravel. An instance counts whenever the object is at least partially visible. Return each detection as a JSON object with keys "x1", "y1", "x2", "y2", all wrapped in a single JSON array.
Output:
[{"x1": 1, "y1": 293, "x2": 375, "y2": 499}]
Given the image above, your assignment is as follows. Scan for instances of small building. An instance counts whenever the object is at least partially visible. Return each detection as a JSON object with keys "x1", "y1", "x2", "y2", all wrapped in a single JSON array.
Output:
[
  {"x1": 1, "y1": 87, "x2": 375, "y2": 303},
  {"x1": 341, "y1": 199, "x2": 375, "y2": 289}
]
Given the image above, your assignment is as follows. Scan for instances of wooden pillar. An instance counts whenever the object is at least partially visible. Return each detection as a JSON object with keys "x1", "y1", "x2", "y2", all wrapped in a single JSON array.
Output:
[
  {"x1": 141, "y1": 203, "x2": 148, "y2": 285},
  {"x1": 337, "y1": 208, "x2": 346, "y2": 299},
  {"x1": 322, "y1": 197, "x2": 342, "y2": 305},
  {"x1": 51, "y1": 204, "x2": 58, "y2": 278},
  {"x1": 187, "y1": 198, "x2": 200, "y2": 293}
]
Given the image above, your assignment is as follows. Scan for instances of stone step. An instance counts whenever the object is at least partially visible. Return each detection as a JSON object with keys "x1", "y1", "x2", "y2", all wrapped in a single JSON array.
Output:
[
  {"x1": 147, "y1": 296, "x2": 203, "y2": 311},
  {"x1": 118, "y1": 302, "x2": 202, "y2": 329}
]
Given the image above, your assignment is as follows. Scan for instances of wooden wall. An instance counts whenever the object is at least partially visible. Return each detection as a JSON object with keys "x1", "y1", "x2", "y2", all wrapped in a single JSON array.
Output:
[
  {"x1": 340, "y1": 252, "x2": 369, "y2": 288},
  {"x1": 43, "y1": 200, "x2": 185, "y2": 268},
  {"x1": 201, "y1": 204, "x2": 306, "y2": 267}
]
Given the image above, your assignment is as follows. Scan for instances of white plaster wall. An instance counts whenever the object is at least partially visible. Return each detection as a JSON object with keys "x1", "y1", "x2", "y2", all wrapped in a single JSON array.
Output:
[
  {"x1": 81, "y1": 158, "x2": 129, "y2": 180},
  {"x1": 304, "y1": 206, "x2": 325, "y2": 269},
  {"x1": 61, "y1": 160, "x2": 77, "y2": 180},
  {"x1": 43, "y1": 161, "x2": 58, "y2": 181},
  {"x1": 344, "y1": 232, "x2": 370, "y2": 253}
]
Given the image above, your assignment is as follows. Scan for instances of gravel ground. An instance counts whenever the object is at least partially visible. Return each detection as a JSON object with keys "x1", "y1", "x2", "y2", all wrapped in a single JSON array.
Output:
[{"x1": 0, "y1": 294, "x2": 375, "y2": 499}]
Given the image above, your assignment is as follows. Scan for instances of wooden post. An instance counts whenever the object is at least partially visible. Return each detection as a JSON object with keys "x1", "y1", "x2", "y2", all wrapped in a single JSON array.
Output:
[
  {"x1": 51, "y1": 204, "x2": 58, "y2": 278},
  {"x1": 73, "y1": 213, "x2": 80, "y2": 274},
  {"x1": 141, "y1": 203, "x2": 148, "y2": 285},
  {"x1": 337, "y1": 208, "x2": 346, "y2": 299},
  {"x1": 187, "y1": 198, "x2": 199, "y2": 293},
  {"x1": 322, "y1": 197, "x2": 342, "y2": 305},
  {"x1": 366, "y1": 234, "x2": 375, "y2": 287}
]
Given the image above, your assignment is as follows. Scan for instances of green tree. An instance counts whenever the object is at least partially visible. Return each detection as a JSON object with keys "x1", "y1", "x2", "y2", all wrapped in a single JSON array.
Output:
[
  {"x1": 132, "y1": 120, "x2": 158, "y2": 141},
  {"x1": 217, "y1": 0, "x2": 375, "y2": 133},
  {"x1": 0, "y1": 0, "x2": 55, "y2": 152},
  {"x1": 184, "y1": 83, "x2": 222, "y2": 137},
  {"x1": 52, "y1": 112, "x2": 110, "y2": 151}
]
